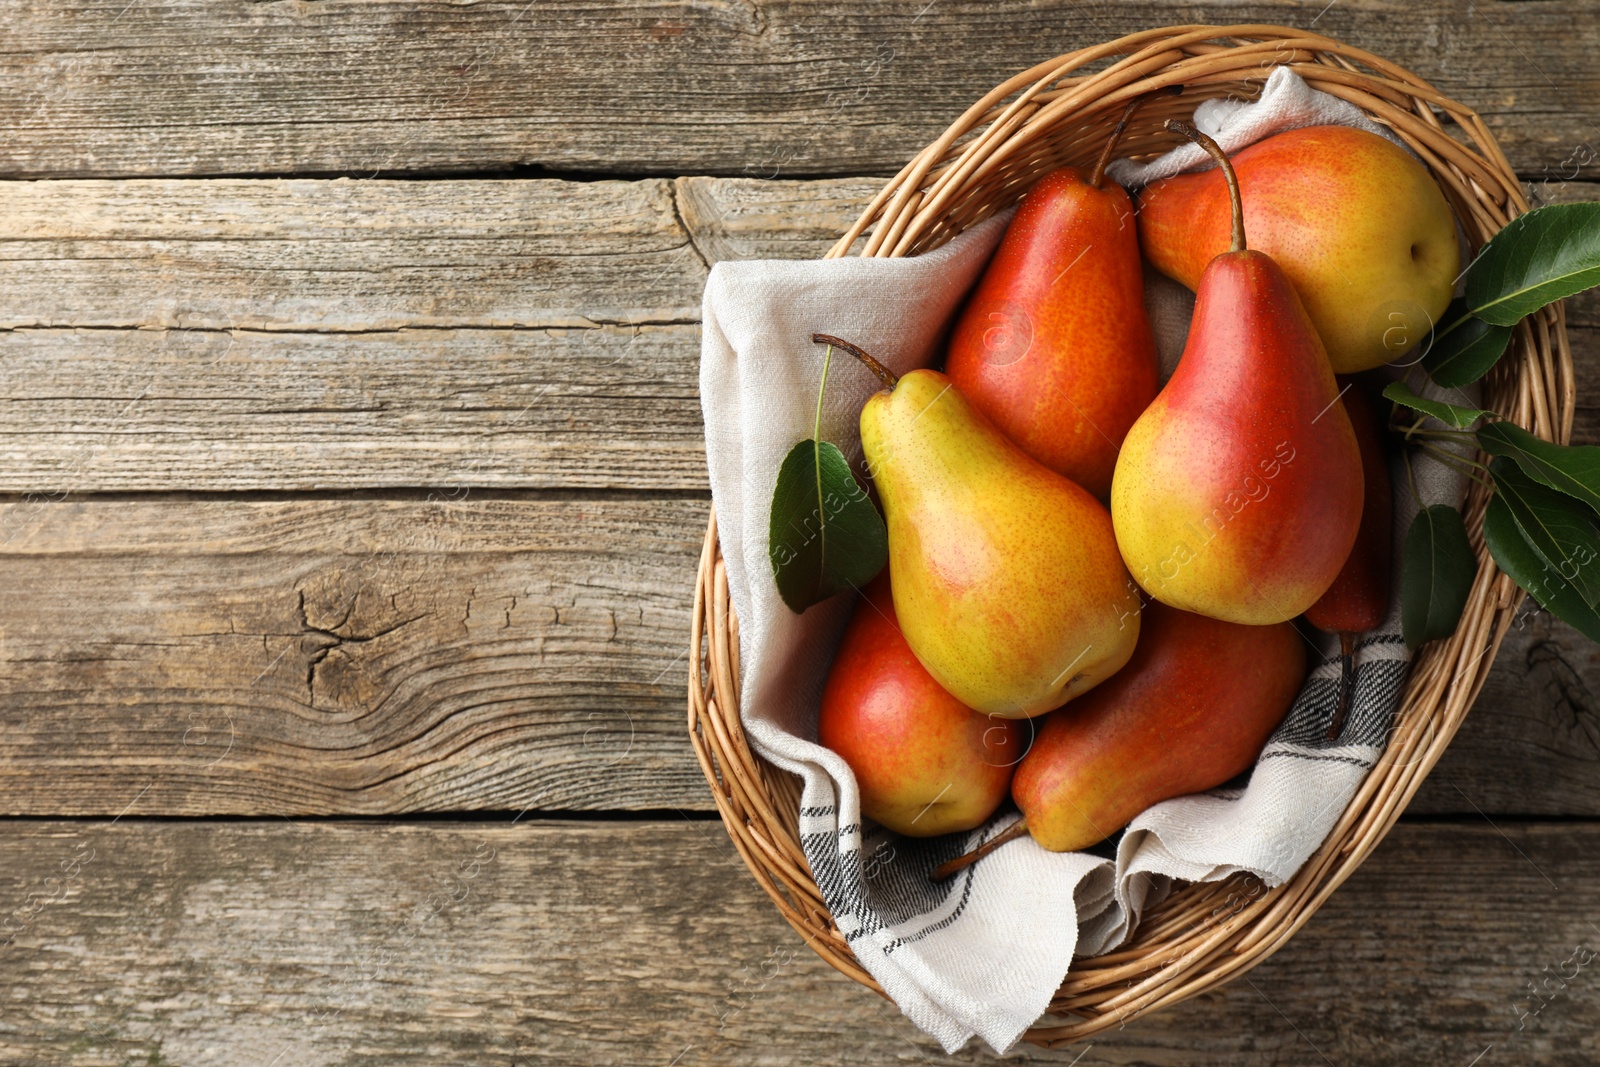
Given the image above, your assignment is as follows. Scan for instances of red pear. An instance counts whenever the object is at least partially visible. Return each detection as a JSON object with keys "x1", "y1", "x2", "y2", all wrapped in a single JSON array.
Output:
[
  {"x1": 1110, "y1": 121, "x2": 1363, "y2": 625},
  {"x1": 944, "y1": 106, "x2": 1160, "y2": 499},
  {"x1": 931, "y1": 601, "x2": 1305, "y2": 876},
  {"x1": 1011, "y1": 602, "x2": 1306, "y2": 853},
  {"x1": 1305, "y1": 381, "x2": 1393, "y2": 636},
  {"x1": 1305, "y1": 379, "x2": 1393, "y2": 737},
  {"x1": 819, "y1": 576, "x2": 1026, "y2": 837}
]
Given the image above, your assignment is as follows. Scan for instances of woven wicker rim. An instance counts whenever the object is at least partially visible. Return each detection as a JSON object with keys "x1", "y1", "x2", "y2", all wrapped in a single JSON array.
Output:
[{"x1": 688, "y1": 24, "x2": 1574, "y2": 1046}]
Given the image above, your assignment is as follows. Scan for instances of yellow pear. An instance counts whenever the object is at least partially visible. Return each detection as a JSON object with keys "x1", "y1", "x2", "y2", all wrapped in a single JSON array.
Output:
[
  {"x1": 1137, "y1": 125, "x2": 1459, "y2": 373},
  {"x1": 844, "y1": 337, "x2": 1140, "y2": 719}
]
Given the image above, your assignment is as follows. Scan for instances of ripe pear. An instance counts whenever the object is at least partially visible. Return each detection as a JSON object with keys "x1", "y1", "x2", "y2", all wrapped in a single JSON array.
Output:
[
  {"x1": 844, "y1": 338, "x2": 1141, "y2": 719},
  {"x1": 1111, "y1": 123, "x2": 1363, "y2": 626},
  {"x1": 1012, "y1": 602, "x2": 1305, "y2": 853},
  {"x1": 1305, "y1": 381, "x2": 1393, "y2": 636},
  {"x1": 1305, "y1": 380, "x2": 1394, "y2": 737},
  {"x1": 818, "y1": 576, "x2": 1026, "y2": 837},
  {"x1": 945, "y1": 115, "x2": 1159, "y2": 499},
  {"x1": 1137, "y1": 125, "x2": 1459, "y2": 373}
]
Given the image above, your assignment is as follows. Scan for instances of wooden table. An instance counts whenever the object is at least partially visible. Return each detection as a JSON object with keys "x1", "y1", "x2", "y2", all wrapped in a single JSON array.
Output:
[{"x1": 1, "y1": 3, "x2": 1596, "y2": 1064}]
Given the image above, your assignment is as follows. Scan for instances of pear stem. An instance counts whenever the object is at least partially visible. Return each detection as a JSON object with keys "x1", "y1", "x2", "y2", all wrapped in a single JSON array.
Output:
[
  {"x1": 1087, "y1": 97, "x2": 1142, "y2": 190},
  {"x1": 813, "y1": 333, "x2": 897, "y2": 389},
  {"x1": 930, "y1": 817, "x2": 1029, "y2": 883},
  {"x1": 1088, "y1": 86, "x2": 1182, "y2": 190},
  {"x1": 812, "y1": 343, "x2": 832, "y2": 444},
  {"x1": 1164, "y1": 118, "x2": 1245, "y2": 253},
  {"x1": 1328, "y1": 631, "x2": 1355, "y2": 741}
]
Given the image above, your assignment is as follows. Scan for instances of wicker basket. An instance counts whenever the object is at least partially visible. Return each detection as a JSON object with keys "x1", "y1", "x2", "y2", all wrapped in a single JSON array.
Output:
[{"x1": 687, "y1": 24, "x2": 1574, "y2": 1045}]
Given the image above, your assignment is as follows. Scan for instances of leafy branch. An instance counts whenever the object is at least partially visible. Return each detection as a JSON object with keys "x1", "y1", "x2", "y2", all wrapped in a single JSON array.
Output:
[
  {"x1": 767, "y1": 341, "x2": 889, "y2": 614},
  {"x1": 1391, "y1": 201, "x2": 1600, "y2": 646}
]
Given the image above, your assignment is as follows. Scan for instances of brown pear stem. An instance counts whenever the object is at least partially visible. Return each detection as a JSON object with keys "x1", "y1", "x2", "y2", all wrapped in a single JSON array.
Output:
[
  {"x1": 1164, "y1": 118, "x2": 1245, "y2": 253},
  {"x1": 930, "y1": 817, "x2": 1029, "y2": 883},
  {"x1": 1087, "y1": 85, "x2": 1182, "y2": 190},
  {"x1": 1328, "y1": 631, "x2": 1355, "y2": 741},
  {"x1": 812, "y1": 333, "x2": 897, "y2": 389},
  {"x1": 1087, "y1": 98, "x2": 1142, "y2": 190}
]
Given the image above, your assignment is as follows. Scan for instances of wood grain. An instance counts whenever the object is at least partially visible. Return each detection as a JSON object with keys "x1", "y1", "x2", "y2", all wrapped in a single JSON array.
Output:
[
  {"x1": 0, "y1": 325, "x2": 707, "y2": 491},
  {"x1": 0, "y1": 178, "x2": 706, "y2": 331},
  {"x1": 0, "y1": 1, "x2": 1596, "y2": 180},
  {"x1": 0, "y1": 818, "x2": 1595, "y2": 1065},
  {"x1": 0, "y1": 492, "x2": 1592, "y2": 818},
  {"x1": 1, "y1": 10, "x2": 1594, "y2": 1057},
  {"x1": 0, "y1": 496, "x2": 712, "y2": 816}
]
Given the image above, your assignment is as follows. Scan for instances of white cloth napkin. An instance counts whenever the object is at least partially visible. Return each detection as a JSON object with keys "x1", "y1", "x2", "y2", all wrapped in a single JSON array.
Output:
[{"x1": 698, "y1": 68, "x2": 1466, "y2": 1054}]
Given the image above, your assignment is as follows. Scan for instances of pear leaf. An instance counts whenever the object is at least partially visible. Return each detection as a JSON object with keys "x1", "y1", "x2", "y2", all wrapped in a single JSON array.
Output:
[
  {"x1": 1400, "y1": 504, "x2": 1476, "y2": 649},
  {"x1": 768, "y1": 438, "x2": 887, "y2": 613},
  {"x1": 1382, "y1": 381, "x2": 1489, "y2": 430},
  {"x1": 1477, "y1": 421, "x2": 1600, "y2": 514},
  {"x1": 1488, "y1": 457, "x2": 1600, "y2": 607},
  {"x1": 1421, "y1": 298, "x2": 1513, "y2": 388},
  {"x1": 1464, "y1": 202, "x2": 1600, "y2": 326},
  {"x1": 1483, "y1": 491, "x2": 1600, "y2": 642}
]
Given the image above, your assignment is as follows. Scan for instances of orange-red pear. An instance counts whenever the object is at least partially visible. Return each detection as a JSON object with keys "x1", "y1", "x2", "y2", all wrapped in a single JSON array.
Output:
[
  {"x1": 1011, "y1": 601, "x2": 1306, "y2": 853},
  {"x1": 1137, "y1": 125, "x2": 1459, "y2": 373},
  {"x1": 1305, "y1": 381, "x2": 1393, "y2": 636},
  {"x1": 1111, "y1": 122, "x2": 1363, "y2": 625},
  {"x1": 945, "y1": 138, "x2": 1158, "y2": 498},
  {"x1": 819, "y1": 577, "x2": 1025, "y2": 837}
]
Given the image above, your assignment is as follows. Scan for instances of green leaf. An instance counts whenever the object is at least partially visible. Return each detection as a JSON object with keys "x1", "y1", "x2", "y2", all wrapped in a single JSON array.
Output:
[
  {"x1": 1488, "y1": 457, "x2": 1600, "y2": 607},
  {"x1": 1401, "y1": 505, "x2": 1476, "y2": 649},
  {"x1": 768, "y1": 439, "x2": 887, "y2": 613},
  {"x1": 1382, "y1": 381, "x2": 1489, "y2": 430},
  {"x1": 1483, "y1": 492, "x2": 1600, "y2": 642},
  {"x1": 1464, "y1": 202, "x2": 1600, "y2": 326},
  {"x1": 1477, "y1": 421, "x2": 1600, "y2": 514},
  {"x1": 1421, "y1": 298, "x2": 1513, "y2": 388}
]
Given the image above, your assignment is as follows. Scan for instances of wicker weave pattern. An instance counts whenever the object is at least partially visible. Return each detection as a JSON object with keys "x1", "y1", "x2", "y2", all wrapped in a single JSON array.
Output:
[{"x1": 688, "y1": 25, "x2": 1574, "y2": 1045}]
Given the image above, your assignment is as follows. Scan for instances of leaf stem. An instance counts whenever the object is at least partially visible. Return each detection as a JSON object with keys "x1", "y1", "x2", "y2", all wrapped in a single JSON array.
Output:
[
  {"x1": 1403, "y1": 449, "x2": 1423, "y2": 511},
  {"x1": 1427, "y1": 309, "x2": 1477, "y2": 351},
  {"x1": 1398, "y1": 412, "x2": 1428, "y2": 437},
  {"x1": 1417, "y1": 440, "x2": 1495, "y2": 490},
  {"x1": 813, "y1": 344, "x2": 832, "y2": 445},
  {"x1": 1402, "y1": 426, "x2": 1480, "y2": 444}
]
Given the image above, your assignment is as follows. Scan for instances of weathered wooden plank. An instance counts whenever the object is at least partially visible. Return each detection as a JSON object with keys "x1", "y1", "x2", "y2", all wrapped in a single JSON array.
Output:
[
  {"x1": 675, "y1": 175, "x2": 883, "y2": 264},
  {"x1": 0, "y1": 176, "x2": 716, "y2": 491},
  {"x1": 0, "y1": 819, "x2": 1594, "y2": 1065},
  {"x1": 1412, "y1": 608, "x2": 1600, "y2": 816},
  {"x1": 1, "y1": 176, "x2": 1595, "y2": 492},
  {"x1": 0, "y1": 326, "x2": 706, "y2": 491},
  {"x1": 1, "y1": 1, "x2": 1596, "y2": 179},
  {"x1": 0, "y1": 493, "x2": 1595, "y2": 818},
  {"x1": 7, "y1": 171, "x2": 1574, "y2": 336},
  {"x1": 0, "y1": 178, "x2": 704, "y2": 330},
  {"x1": 0, "y1": 496, "x2": 711, "y2": 816}
]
